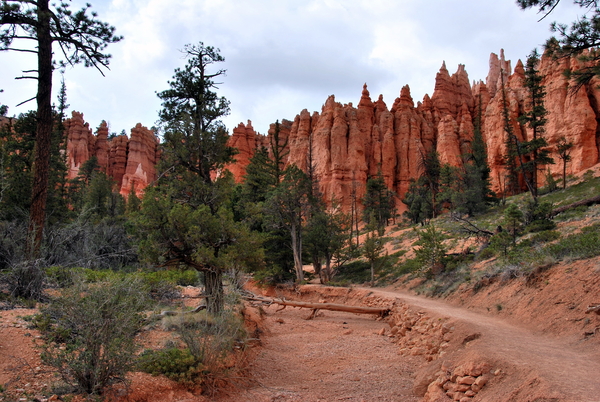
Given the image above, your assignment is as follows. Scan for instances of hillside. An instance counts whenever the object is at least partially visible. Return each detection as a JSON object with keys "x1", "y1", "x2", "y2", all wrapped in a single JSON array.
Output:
[{"x1": 0, "y1": 163, "x2": 598, "y2": 402}]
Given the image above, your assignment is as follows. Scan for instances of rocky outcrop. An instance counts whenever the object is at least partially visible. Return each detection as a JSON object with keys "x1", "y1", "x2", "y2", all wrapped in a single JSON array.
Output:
[
  {"x1": 120, "y1": 123, "x2": 160, "y2": 197},
  {"x1": 63, "y1": 50, "x2": 600, "y2": 212},
  {"x1": 64, "y1": 111, "x2": 159, "y2": 198},
  {"x1": 224, "y1": 50, "x2": 600, "y2": 212}
]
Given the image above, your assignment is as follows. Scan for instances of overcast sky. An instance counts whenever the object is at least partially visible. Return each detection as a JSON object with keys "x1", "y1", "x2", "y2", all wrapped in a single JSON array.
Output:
[{"x1": 0, "y1": 0, "x2": 584, "y2": 136}]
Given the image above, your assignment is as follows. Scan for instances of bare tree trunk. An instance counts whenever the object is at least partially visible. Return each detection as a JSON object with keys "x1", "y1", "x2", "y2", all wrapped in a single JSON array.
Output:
[
  {"x1": 290, "y1": 223, "x2": 304, "y2": 283},
  {"x1": 244, "y1": 295, "x2": 390, "y2": 317},
  {"x1": 204, "y1": 269, "x2": 223, "y2": 314},
  {"x1": 27, "y1": 0, "x2": 53, "y2": 258}
]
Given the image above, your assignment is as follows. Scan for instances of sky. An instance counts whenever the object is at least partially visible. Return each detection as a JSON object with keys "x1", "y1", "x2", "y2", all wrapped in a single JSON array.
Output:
[{"x1": 0, "y1": 0, "x2": 585, "y2": 137}]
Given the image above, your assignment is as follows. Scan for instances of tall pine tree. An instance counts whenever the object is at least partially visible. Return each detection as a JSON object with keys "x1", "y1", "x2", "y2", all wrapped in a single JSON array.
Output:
[
  {"x1": 518, "y1": 49, "x2": 554, "y2": 200},
  {"x1": 134, "y1": 43, "x2": 257, "y2": 314}
]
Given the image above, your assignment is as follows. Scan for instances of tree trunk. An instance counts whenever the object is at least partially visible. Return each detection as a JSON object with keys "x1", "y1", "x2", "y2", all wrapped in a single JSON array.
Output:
[
  {"x1": 370, "y1": 260, "x2": 375, "y2": 286},
  {"x1": 322, "y1": 252, "x2": 335, "y2": 284},
  {"x1": 290, "y1": 222, "x2": 304, "y2": 283},
  {"x1": 563, "y1": 160, "x2": 567, "y2": 190},
  {"x1": 27, "y1": 0, "x2": 53, "y2": 258},
  {"x1": 204, "y1": 269, "x2": 223, "y2": 314},
  {"x1": 244, "y1": 295, "x2": 390, "y2": 317}
]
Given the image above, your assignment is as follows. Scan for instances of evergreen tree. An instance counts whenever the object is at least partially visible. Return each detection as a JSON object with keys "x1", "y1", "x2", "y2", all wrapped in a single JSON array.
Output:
[
  {"x1": 134, "y1": 43, "x2": 253, "y2": 314},
  {"x1": 413, "y1": 223, "x2": 447, "y2": 277},
  {"x1": 304, "y1": 200, "x2": 350, "y2": 283},
  {"x1": 362, "y1": 230, "x2": 385, "y2": 286},
  {"x1": 1, "y1": 1, "x2": 122, "y2": 256},
  {"x1": 518, "y1": 49, "x2": 554, "y2": 200},
  {"x1": 362, "y1": 171, "x2": 395, "y2": 232},
  {"x1": 517, "y1": 0, "x2": 600, "y2": 88},
  {"x1": 403, "y1": 177, "x2": 433, "y2": 225},
  {"x1": 556, "y1": 136, "x2": 574, "y2": 189},
  {"x1": 265, "y1": 165, "x2": 311, "y2": 283},
  {"x1": 500, "y1": 72, "x2": 522, "y2": 196},
  {"x1": 402, "y1": 149, "x2": 441, "y2": 224},
  {"x1": 452, "y1": 97, "x2": 496, "y2": 216},
  {"x1": 0, "y1": 112, "x2": 35, "y2": 220}
]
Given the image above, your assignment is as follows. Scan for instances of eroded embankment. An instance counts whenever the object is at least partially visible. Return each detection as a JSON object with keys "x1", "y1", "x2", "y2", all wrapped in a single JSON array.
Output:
[{"x1": 261, "y1": 284, "x2": 600, "y2": 402}]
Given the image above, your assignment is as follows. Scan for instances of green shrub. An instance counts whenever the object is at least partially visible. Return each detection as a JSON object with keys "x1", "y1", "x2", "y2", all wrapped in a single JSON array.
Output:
[
  {"x1": 395, "y1": 258, "x2": 421, "y2": 275},
  {"x1": 525, "y1": 219, "x2": 556, "y2": 233},
  {"x1": 333, "y1": 260, "x2": 371, "y2": 284},
  {"x1": 3, "y1": 260, "x2": 46, "y2": 300},
  {"x1": 477, "y1": 247, "x2": 496, "y2": 261},
  {"x1": 545, "y1": 225, "x2": 600, "y2": 260},
  {"x1": 137, "y1": 348, "x2": 198, "y2": 384},
  {"x1": 529, "y1": 230, "x2": 561, "y2": 245},
  {"x1": 155, "y1": 309, "x2": 247, "y2": 392},
  {"x1": 39, "y1": 277, "x2": 149, "y2": 394}
]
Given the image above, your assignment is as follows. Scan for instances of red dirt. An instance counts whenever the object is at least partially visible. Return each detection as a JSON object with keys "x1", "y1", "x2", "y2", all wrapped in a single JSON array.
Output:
[{"x1": 1, "y1": 256, "x2": 599, "y2": 401}]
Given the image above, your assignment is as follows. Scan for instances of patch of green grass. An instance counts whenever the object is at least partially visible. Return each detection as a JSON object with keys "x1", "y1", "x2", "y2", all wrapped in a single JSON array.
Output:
[
  {"x1": 541, "y1": 174, "x2": 600, "y2": 208},
  {"x1": 544, "y1": 223, "x2": 600, "y2": 260}
]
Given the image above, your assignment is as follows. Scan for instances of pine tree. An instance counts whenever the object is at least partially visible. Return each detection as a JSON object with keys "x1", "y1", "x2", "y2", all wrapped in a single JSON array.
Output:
[
  {"x1": 517, "y1": 0, "x2": 600, "y2": 88},
  {"x1": 556, "y1": 136, "x2": 574, "y2": 189},
  {"x1": 402, "y1": 149, "x2": 441, "y2": 224},
  {"x1": 266, "y1": 165, "x2": 311, "y2": 283},
  {"x1": 518, "y1": 49, "x2": 554, "y2": 200},
  {"x1": 452, "y1": 94, "x2": 496, "y2": 216},
  {"x1": 134, "y1": 43, "x2": 252, "y2": 314},
  {"x1": 1, "y1": 1, "x2": 122, "y2": 256},
  {"x1": 362, "y1": 171, "x2": 395, "y2": 232}
]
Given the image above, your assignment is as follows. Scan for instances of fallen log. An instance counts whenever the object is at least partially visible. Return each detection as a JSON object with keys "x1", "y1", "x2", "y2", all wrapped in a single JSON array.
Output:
[
  {"x1": 551, "y1": 195, "x2": 600, "y2": 216},
  {"x1": 244, "y1": 294, "x2": 391, "y2": 319}
]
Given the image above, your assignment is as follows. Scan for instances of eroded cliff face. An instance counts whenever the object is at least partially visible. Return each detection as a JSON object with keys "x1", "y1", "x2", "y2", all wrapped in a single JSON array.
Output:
[
  {"x1": 64, "y1": 50, "x2": 600, "y2": 212},
  {"x1": 225, "y1": 50, "x2": 600, "y2": 212},
  {"x1": 64, "y1": 111, "x2": 160, "y2": 198}
]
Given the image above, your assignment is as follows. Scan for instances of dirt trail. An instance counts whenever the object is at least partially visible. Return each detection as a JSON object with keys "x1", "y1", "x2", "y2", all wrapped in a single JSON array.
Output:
[
  {"x1": 224, "y1": 285, "x2": 600, "y2": 402},
  {"x1": 365, "y1": 287, "x2": 600, "y2": 401},
  {"x1": 219, "y1": 301, "x2": 420, "y2": 402}
]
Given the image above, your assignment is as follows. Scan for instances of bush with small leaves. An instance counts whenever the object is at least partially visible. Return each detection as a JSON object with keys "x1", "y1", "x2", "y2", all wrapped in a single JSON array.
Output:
[
  {"x1": 137, "y1": 348, "x2": 198, "y2": 384},
  {"x1": 39, "y1": 276, "x2": 149, "y2": 395}
]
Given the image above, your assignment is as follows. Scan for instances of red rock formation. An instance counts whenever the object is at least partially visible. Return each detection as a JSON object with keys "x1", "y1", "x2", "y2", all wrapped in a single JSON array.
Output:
[
  {"x1": 64, "y1": 49, "x2": 600, "y2": 215},
  {"x1": 64, "y1": 112, "x2": 159, "y2": 199},
  {"x1": 224, "y1": 50, "x2": 600, "y2": 213},
  {"x1": 226, "y1": 120, "x2": 258, "y2": 182},
  {"x1": 65, "y1": 111, "x2": 94, "y2": 179},
  {"x1": 121, "y1": 123, "x2": 160, "y2": 197}
]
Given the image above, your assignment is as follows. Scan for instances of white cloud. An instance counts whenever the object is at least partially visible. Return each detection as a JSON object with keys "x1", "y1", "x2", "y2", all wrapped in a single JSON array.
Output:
[{"x1": 0, "y1": 0, "x2": 589, "y2": 135}]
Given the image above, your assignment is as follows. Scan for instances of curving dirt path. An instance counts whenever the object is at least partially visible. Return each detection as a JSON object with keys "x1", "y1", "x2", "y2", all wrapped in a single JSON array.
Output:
[
  {"x1": 221, "y1": 285, "x2": 600, "y2": 402},
  {"x1": 219, "y1": 301, "x2": 420, "y2": 402},
  {"x1": 365, "y1": 287, "x2": 600, "y2": 402}
]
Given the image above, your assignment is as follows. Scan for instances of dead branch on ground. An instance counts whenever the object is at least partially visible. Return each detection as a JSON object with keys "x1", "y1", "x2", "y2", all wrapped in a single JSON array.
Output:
[
  {"x1": 243, "y1": 294, "x2": 390, "y2": 319},
  {"x1": 551, "y1": 195, "x2": 600, "y2": 216}
]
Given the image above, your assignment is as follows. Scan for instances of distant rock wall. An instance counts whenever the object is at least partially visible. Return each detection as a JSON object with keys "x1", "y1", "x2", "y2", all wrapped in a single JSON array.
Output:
[
  {"x1": 64, "y1": 111, "x2": 160, "y2": 198},
  {"x1": 64, "y1": 50, "x2": 600, "y2": 212},
  {"x1": 225, "y1": 50, "x2": 600, "y2": 212}
]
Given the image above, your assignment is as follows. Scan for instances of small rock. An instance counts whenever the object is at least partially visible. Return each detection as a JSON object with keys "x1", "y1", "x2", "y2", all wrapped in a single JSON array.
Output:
[
  {"x1": 474, "y1": 374, "x2": 489, "y2": 387},
  {"x1": 378, "y1": 328, "x2": 386, "y2": 336},
  {"x1": 493, "y1": 369, "x2": 501, "y2": 376},
  {"x1": 465, "y1": 390, "x2": 476, "y2": 397},
  {"x1": 458, "y1": 376, "x2": 476, "y2": 385}
]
